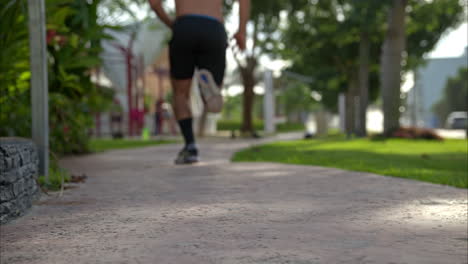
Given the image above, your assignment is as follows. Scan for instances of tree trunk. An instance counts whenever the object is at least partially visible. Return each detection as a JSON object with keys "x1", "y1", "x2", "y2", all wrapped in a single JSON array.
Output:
[
  {"x1": 345, "y1": 92, "x2": 354, "y2": 138},
  {"x1": 240, "y1": 57, "x2": 257, "y2": 135},
  {"x1": 241, "y1": 74, "x2": 255, "y2": 134},
  {"x1": 357, "y1": 31, "x2": 370, "y2": 137},
  {"x1": 345, "y1": 74, "x2": 359, "y2": 138},
  {"x1": 380, "y1": 0, "x2": 407, "y2": 136}
]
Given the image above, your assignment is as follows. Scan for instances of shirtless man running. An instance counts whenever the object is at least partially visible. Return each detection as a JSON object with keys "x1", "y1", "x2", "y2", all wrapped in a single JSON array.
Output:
[{"x1": 149, "y1": 0, "x2": 250, "y2": 164}]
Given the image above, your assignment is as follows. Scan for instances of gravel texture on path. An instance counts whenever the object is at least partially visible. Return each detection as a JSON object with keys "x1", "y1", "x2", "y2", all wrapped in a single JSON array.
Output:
[{"x1": 1, "y1": 135, "x2": 467, "y2": 264}]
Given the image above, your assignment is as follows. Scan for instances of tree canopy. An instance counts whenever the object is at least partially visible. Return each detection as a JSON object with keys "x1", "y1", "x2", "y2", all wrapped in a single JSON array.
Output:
[{"x1": 280, "y1": 0, "x2": 464, "y2": 111}]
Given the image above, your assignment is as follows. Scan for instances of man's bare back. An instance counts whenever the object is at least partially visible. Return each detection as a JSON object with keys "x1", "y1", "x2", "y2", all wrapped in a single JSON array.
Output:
[
  {"x1": 175, "y1": 0, "x2": 223, "y2": 21},
  {"x1": 149, "y1": 0, "x2": 249, "y2": 50}
]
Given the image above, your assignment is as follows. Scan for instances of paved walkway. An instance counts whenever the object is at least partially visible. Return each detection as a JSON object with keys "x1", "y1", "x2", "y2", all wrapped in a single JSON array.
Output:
[{"x1": 1, "y1": 136, "x2": 467, "y2": 264}]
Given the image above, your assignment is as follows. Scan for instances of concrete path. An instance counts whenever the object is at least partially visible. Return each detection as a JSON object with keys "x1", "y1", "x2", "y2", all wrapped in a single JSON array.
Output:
[{"x1": 1, "y1": 136, "x2": 467, "y2": 264}]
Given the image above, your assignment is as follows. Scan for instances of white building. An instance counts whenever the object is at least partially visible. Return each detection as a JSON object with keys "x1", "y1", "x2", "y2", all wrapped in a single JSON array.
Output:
[{"x1": 407, "y1": 48, "x2": 467, "y2": 128}]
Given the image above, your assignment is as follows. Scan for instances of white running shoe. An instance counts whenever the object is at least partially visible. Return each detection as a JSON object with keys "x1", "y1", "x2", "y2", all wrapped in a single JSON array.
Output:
[{"x1": 197, "y1": 69, "x2": 223, "y2": 113}]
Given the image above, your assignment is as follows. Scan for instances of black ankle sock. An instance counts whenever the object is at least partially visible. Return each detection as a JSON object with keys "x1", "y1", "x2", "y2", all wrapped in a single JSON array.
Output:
[{"x1": 178, "y1": 118, "x2": 195, "y2": 147}]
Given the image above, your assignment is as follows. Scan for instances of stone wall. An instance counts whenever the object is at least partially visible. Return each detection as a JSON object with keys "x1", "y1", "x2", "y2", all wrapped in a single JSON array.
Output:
[{"x1": 0, "y1": 138, "x2": 40, "y2": 224}]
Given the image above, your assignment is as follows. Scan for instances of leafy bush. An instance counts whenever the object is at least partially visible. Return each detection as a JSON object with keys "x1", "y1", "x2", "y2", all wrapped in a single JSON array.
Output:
[
  {"x1": 217, "y1": 120, "x2": 304, "y2": 133},
  {"x1": 0, "y1": 0, "x2": 31, "y2": 137},
  {"x1": 0, "y1": 0, "x2": 114, "y2": 155}
]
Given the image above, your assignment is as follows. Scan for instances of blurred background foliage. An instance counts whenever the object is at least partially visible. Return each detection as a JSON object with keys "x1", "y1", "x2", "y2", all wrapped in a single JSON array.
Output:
[
  {"x1": 1, "y1": 0, "x2": 466, "y2": 153},
  {"x1": 280, "y1": 0, "x2": 464, "y2": 110}
]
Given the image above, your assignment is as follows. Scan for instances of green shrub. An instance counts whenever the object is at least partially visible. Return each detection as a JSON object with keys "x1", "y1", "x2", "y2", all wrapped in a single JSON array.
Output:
[
  {"x1": 217, "y1": 120, "x2": 304, "y2": 133},
  {"x1": 38, "y1": 162, "x2": 71, "y2": 191},
  {"x1": 277, "y1": 122, "x2": 305, "y2": 132},
  {"x1": 217, "y1": 120, "x2": 264, "y2": 131},
  {"x1": 0, "y1": 0, "x2": 113, "y2": 155}
]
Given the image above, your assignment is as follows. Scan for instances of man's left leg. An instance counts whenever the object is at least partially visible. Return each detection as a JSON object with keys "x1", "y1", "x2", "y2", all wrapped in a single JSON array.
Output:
[{"x1": 172, "y1": 79, "x2": 199, "y2": 164}]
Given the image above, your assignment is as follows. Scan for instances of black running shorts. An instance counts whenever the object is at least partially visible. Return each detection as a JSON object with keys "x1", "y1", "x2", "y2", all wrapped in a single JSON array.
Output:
[{"x1": 169, "y1": 15, "x2": 227, "y2": 86}]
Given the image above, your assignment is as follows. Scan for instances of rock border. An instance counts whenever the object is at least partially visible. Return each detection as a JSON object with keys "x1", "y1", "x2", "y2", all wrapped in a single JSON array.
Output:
[{"x1": 0, "y1": 138, "x2": 40, "y2": 224}]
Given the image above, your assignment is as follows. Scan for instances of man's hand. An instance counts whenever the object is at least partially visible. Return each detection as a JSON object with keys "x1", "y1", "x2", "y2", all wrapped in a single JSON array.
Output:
[{"x1": 234, "y1": 31, "x2": 246, "y2": 51}]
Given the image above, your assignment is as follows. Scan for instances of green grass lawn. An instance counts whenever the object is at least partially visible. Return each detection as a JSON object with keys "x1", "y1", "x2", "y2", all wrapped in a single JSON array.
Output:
[
  {"x1": 89, "y1": 138, "x2": 176, "y2": 152},
  {"x1": 233, "y1": 138, "x2": 468, "y2": 188}
]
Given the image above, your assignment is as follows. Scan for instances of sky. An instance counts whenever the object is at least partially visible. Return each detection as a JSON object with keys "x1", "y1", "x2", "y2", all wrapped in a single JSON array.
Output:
[
  {"x1": 427, "y1": 22, "x2": 468, "y2": 59},
  {"x1": 401, "y1": 22, "x2": 467, "y2": 93}
]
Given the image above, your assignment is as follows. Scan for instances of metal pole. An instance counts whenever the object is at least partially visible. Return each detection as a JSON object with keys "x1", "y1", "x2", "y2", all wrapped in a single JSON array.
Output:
[
  {"x1": 126, "y1": 33, "x2": 136, "y2": 137},
  {"x1": 338, "y1": 93, "x2": 346, "y2": 133},
  {"x1": 140, "y1": 55, "x2": 146, "y2": 111},
  {"x1": 28, "y1": 0, "x2": 49, "y2": 180},
  {"x1": 126, "y1": 52, "x2": 133, "y2": 136},
  {"x1": 263, "y1": 70, "x2": 276, "y2": 133},
  {"x1": 96, "y1": 68, "x2": 101, "y2": 137}
]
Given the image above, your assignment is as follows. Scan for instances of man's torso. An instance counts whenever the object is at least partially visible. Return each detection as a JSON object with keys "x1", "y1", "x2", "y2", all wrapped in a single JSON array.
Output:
[{"x1": 175, "y1": 0, "x2": 223, "y2": 22}]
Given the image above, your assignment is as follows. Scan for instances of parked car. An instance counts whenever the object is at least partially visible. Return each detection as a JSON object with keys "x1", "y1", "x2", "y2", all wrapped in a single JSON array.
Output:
[{"x1": 446, "y1": 112, "x2": 467, "y2": 129}]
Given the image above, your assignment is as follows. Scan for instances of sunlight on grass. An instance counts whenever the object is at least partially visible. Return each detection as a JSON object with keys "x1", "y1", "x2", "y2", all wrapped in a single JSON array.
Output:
[{"x1": 233, "y1": 138, "x2": 468, "y2": 188}]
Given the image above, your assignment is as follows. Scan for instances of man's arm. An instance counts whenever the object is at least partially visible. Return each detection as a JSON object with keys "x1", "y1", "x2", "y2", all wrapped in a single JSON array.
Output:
[
  {"x1": 149, "y1": 0, "x2": 174, "y2": 28},
  {"x1": 234, "y1": 0, "x2": 250, "y2": 50}
]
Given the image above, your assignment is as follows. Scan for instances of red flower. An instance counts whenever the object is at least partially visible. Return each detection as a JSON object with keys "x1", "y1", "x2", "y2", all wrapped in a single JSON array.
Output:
[{"x1": 46, "y1": 30, "x2": 57, "y2": 44}]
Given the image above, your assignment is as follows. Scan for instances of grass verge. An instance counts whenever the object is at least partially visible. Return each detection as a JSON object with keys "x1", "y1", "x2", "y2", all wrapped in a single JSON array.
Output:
[
  {"x1": 232, "y1": 138, "x2": 468, "y2": 188},
  {"x1": 89, "y1": 138, "x2": 176, "y2": 152},
  {"x1": 38, "y1": 164, "x2": 71, "y2": 191}
]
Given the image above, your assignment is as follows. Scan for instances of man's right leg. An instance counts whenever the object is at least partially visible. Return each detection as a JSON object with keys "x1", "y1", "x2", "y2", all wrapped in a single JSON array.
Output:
[
  {"x1": 195, "y1": 17, "x2": 227, "y2": 114},
  {"x1": 197, "y1": 69, "x2": 224, "y2": 113},
  {"x1": 172, "y1": 79, "x2": 199, "y2": 164}
]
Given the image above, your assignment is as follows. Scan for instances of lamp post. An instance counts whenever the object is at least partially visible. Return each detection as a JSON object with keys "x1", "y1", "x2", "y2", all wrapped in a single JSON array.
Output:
[
  {"x1": 113, "y1": 32, "x2": 136, "y2": 137},
  {"x1": 28, "y1": 0, "x2": 49, "y2": 180}
]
